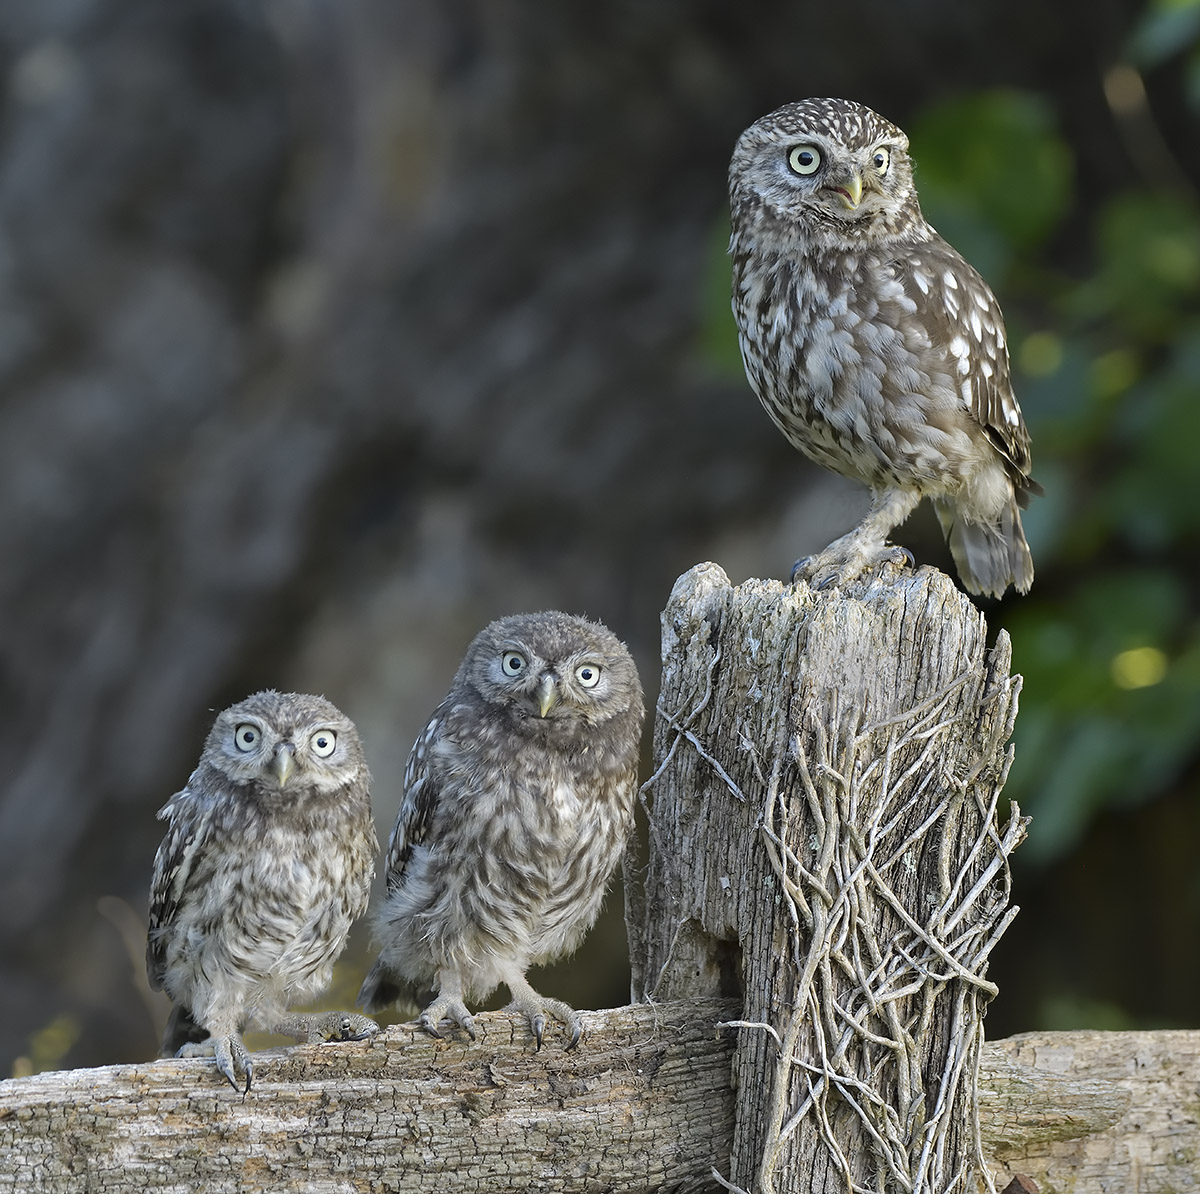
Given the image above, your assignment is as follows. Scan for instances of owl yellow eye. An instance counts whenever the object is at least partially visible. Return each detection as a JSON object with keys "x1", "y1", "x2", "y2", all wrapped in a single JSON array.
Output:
[
  {"x1": 234, "y1": 724, "x2": 259, "y2": 752},
  {"x1": 787, "y1": 145, "x2": 821, "y2": 175},
  {"x1": 310, "y1": 729, "x2": 337, "y2": 758},
  {"x1": 501, "y1": 651, "x2": 527, "y2": 677},
  {"x1": 575, "y1": 663, "x2": 602, "y2": 688},
  {"x1": 872, "y1": 147, "x2": 891, "y2": 175}
]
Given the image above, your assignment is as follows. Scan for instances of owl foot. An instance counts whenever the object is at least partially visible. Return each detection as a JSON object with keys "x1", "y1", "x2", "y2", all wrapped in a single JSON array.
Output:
[
  {"x1": 417, "y1": 994, "x2": 477, "y2": 1042},
  {"x1": 791, "y1": 541, "x2": 913, "y2": 590},
  {"x1": 505, "y1": 975, "x2": 582, "y2": 1051},
  {"x1": 177, "y1": 1033, "x2": 253, "y2": 1093},
  {"x1": 791, "y1": 486, "x2": 921, "y2": 588},
  {"x1": 269, "y1": 1010, "x2": 380, "y2": 1044}
]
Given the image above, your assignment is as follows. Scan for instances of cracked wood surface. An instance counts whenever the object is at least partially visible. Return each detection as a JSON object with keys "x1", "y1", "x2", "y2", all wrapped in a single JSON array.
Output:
[
  {"x1": 4, "y1": 1001, "x2": 1195, "y2": 1194},
  {"x1": 1, "y1": 1001, "x2": 734, "y2": 1194},
  {"x1": 627, "y1": 563, "x2": 1028, "y2": 1193}
]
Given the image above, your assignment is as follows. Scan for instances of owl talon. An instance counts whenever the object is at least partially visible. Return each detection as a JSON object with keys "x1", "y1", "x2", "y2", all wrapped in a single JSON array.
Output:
[
  {"x1": 417, "y1": 1014, "x2": 443, "y2": 1040},
  {"x1": 322, "y1": 1011, "x2": 380, "y2": 1042},
  {"x1": 506, "y1": 981, "x2": 582, "y2": 1051},
  {"x1": 267, "y1": 1009, "x2": 379, "y2": 1044},
  {"x1": 792, "y1": 520, "x2": 918, "y2": 592},
  {"x1": 417, "y1": 994, "x2": 476, "y2": 1042},
  {"x1": 178, "y1": 1033, "x2": 252, "y2": 1093}
]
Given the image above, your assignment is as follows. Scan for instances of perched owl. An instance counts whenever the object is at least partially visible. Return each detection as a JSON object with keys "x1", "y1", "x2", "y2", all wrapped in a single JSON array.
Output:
[
  {"x1": 358, "y1": 611, "x2": 644, "y2": 1049},
  {"x1": 146, "y1": 690, "x2": 379, "y2": 1092},
  {"x1": 729, "y1": 98, "x2": 1040, "y2": 598}
]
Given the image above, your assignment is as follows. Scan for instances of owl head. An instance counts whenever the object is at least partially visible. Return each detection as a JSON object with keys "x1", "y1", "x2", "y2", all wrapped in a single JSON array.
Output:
[
  {"x1": 459, "y1": 611, "x2": 643, "y2": 734},
  {"x1": 202, "y1": 690, "x2": 367, "y2": 797},
  {"x1": 729, "y1": 98, "x2": 919, "y2": 238}
]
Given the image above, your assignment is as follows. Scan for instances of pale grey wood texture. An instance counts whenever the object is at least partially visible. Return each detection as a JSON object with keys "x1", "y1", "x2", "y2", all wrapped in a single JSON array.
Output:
[
  {"x1": 627, "y1": 563, "x2": 1027, "y2": 1193},
  {"x1": 0, "y1": 1002, "x2": 735, "y2": 1194},
  {"x1": 984, "y1": 1028, "x2": 1200, "y2": 1193},
  {"x1": 3, "y1": 1005, "x2": 1183, "y2": 1194}
]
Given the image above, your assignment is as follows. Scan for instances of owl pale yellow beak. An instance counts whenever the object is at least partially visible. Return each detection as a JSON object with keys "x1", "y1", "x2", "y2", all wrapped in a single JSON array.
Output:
[
  {"x1": 272, "y1": 743, "x2": 296, "y2": 787},
  {"x1": 535, "y1": 674, "x2": 560, "y2": 718},
  {"x1": 830, "y1": 171, "x2": 863, "y2": 210}
]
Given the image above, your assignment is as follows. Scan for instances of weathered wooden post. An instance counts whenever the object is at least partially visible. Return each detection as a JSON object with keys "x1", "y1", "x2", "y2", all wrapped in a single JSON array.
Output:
[{"x1": 626, "y1": 562, "x2": 1027, "y2": 1194}]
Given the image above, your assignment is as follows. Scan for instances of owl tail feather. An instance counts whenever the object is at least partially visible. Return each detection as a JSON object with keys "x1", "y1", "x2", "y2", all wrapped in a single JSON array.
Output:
[
  {"x1": 935, "y1": 495, "x2": 1033, "y2": 599},
  {"x1": 357, "y1": 959, "x2": 424, "y2": 1016},
  {"x1": 160, "y1": 1003, "x2": 209, "y2": 1058}
]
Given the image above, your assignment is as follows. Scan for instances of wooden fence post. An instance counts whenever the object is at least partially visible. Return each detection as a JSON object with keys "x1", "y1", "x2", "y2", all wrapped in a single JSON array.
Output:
[{"x1": 627, "y1": 562, "x2": 1027, "y2": 1194}]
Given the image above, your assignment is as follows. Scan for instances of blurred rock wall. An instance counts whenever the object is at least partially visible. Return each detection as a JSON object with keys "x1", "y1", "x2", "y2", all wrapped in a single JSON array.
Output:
[{"x1": 0, "y1": 0, "x2": 1134, "y2": 1071}]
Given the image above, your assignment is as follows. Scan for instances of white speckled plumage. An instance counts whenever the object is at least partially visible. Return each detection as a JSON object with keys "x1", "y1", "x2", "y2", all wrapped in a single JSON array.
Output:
[
  {"x1": 147, "y1": 690, "x2": 378, "y2": 1091},
  {"x1": 358, "y1": 611, "x2": 644, "y2": 1049},
  {"x1": 730, "y1": 97, "x2": 1040, "y2": 597}
]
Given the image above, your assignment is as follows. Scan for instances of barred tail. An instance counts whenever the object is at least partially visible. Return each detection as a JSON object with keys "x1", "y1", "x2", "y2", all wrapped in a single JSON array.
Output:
[{"x1": 935, "y1": 491, "x2": 1034, "y2": 599}]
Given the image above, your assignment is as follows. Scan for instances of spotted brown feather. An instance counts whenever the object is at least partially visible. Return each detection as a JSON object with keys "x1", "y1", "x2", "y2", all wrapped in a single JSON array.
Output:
[
  {"x1": 730, "y1": 97, "x2": 1040, "y2": 597},
  {"x1": 358, "y1": 611, "x2": 644, "y2": 1049},
  {"x1": 146, "y1": 690, "x2": 379, "y2": 1092}
]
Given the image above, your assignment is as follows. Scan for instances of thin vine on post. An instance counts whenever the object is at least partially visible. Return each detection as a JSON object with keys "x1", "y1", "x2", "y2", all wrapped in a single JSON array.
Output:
[{"x1": 627, "y1": 562, "x2": 1028, "y2": 1194}]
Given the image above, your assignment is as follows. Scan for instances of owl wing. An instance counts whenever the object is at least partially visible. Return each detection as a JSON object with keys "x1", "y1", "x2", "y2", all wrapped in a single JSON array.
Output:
[
  {"x1": 382, "y1": 709, "x2": 449, "y2": 894},
  {"x1": 145, "y1": 775, "x2": 217, "y2": 990},
  {"x1": 895, "y1": 239, "x2": 1034, "y2": 483}
]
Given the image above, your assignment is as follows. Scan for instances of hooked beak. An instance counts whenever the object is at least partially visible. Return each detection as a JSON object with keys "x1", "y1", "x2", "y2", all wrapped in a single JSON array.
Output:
[
  {"x1": 535, "y1": 674, "x2": 560, "y2": 718},
  {"x1": 272, "y1": 743, "x2": 296, "y2": 788},
  {"x1": 829, "y1": 171, "x2": 863, "y2": 211}
]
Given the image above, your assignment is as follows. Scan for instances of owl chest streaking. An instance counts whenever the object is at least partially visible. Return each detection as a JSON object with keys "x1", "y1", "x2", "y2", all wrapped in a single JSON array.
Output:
[
  {"x1": 147, "y1": 690, "x2": 379, "y2": 1091},
  {"x1": 359, "y1": 611, "x2": 644, "y2": 1049},
  {"x1": 155, "y1": 791, "x2": 366, "y2": 997},
  {"x1": 729, "y1": 97, "x2": 1039, "y2": 598}
]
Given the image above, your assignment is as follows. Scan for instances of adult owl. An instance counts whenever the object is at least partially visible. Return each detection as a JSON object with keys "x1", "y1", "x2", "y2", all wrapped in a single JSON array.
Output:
[
  {"x1": 358, "y1": 611, "x2": 644, "y2": 1049},
  {"x1": 147, "y1": 690, "x2": 379, "y2": 1092},
  {"x1": 729, "y1": 97, "x2": 1040, "y2": 598}
]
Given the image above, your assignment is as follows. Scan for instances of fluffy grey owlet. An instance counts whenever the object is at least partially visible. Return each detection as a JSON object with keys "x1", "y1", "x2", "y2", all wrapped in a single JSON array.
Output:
[
  {"x1": 729, "y1": 97, "x2": 1041, "y2": 598},
  {"x1": 358, "y1": 611, "x2": 644, "y2": 1049},
  {"x1": 146, "y1": 690, "x2": 379, "y2": 1092}
]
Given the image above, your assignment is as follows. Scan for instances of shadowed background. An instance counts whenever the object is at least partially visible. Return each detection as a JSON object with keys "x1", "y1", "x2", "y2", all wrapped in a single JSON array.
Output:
[{"x1": 2, "y1": 0, "x2": 1198, "y2": 1075}]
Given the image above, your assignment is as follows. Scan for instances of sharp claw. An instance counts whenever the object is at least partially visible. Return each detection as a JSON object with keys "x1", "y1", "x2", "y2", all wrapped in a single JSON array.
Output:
[
  {"x1": 334, "y1": 1013, "x2": 376, "y2": 1042},
  {"x1": 532, "y1": 1013, "x2": 546, "y2": 1051},
  {"x1": 789, "y1": 557, "x2": 811, "y2": 584},
  {"x1": 565, "y1": 1022, "x2": 582, "y2": 1051},
  {"x1": 215, "y1": 1039, "x2": 252, "y2": 1093},
  {"x1": 417, "y1": 995, "x2": 476, "y2": 1043}
]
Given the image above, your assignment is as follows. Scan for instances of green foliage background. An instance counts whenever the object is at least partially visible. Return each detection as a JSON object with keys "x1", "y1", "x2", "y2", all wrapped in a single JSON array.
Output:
[{"x1": 704, "y1": 1, "x2": 1200, "y2": 1033}]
